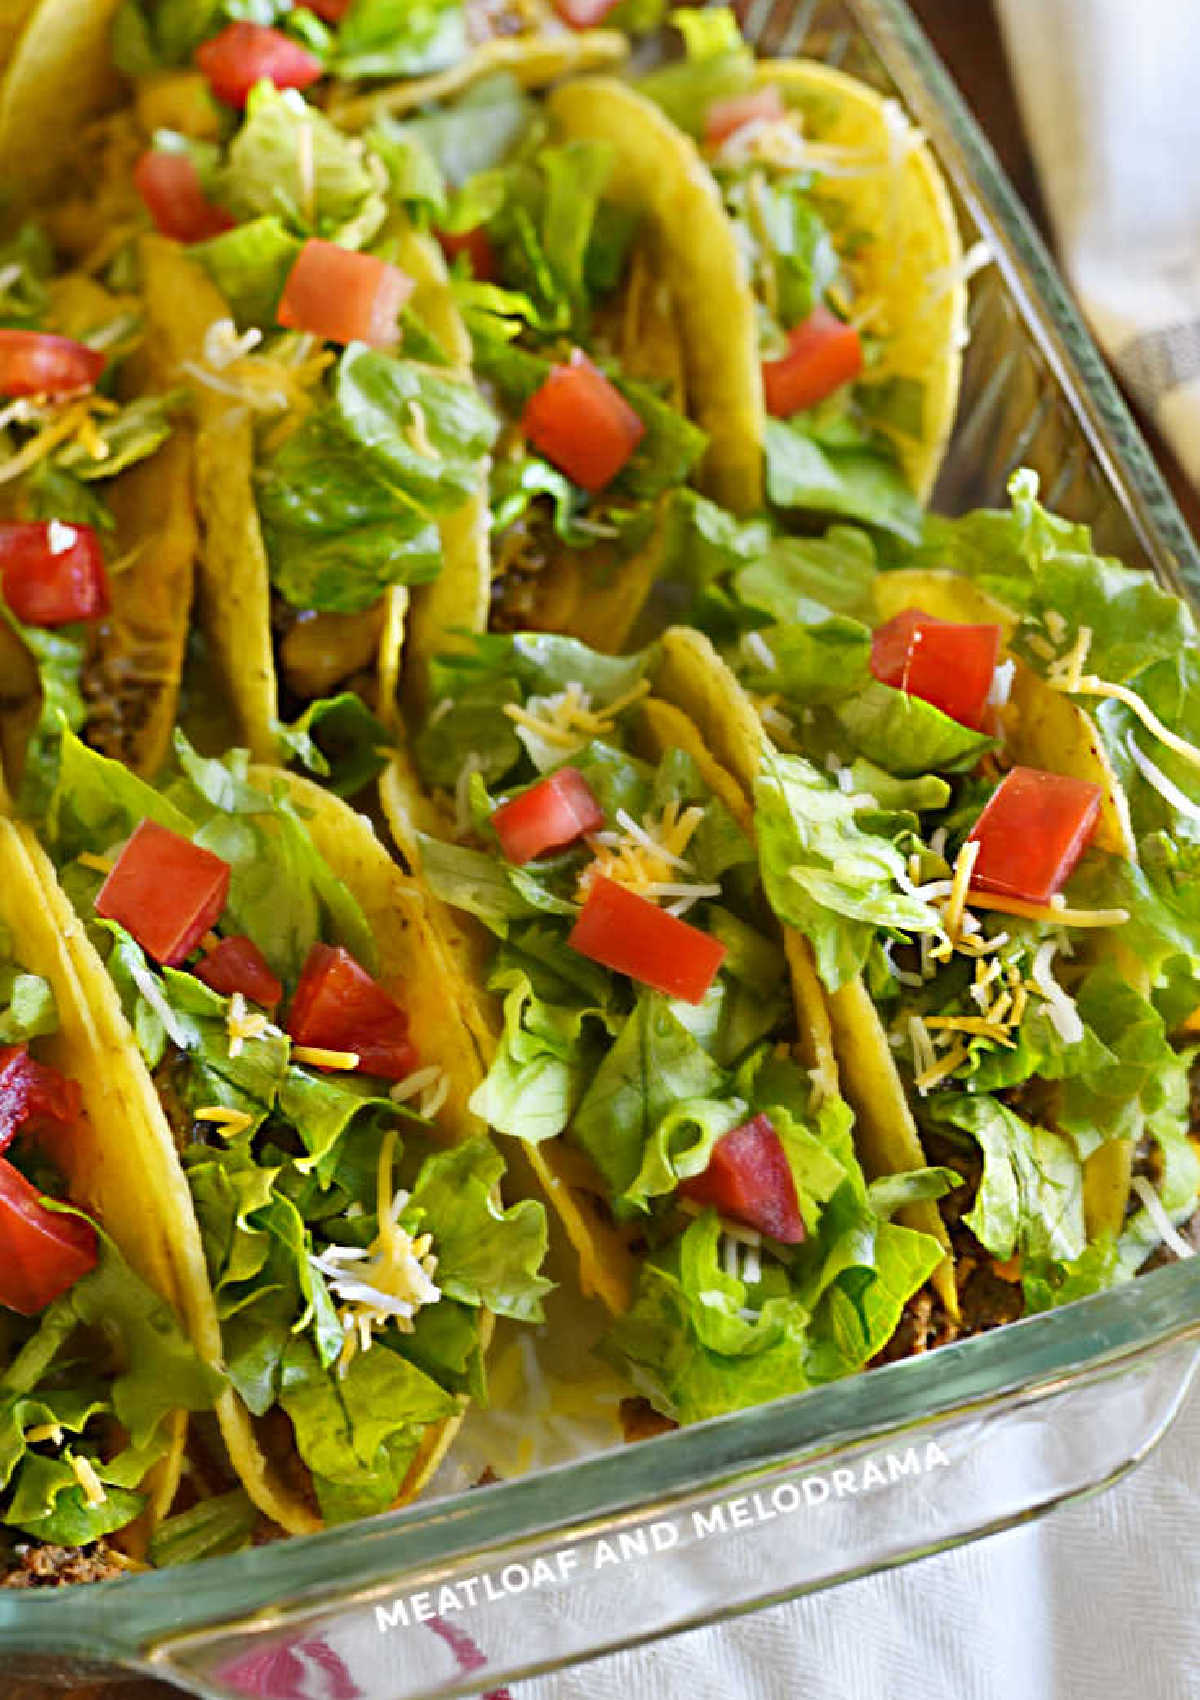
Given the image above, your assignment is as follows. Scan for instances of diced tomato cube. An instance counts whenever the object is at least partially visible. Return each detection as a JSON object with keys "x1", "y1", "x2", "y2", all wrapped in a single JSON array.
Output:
[
  {"x1": 287, "y1": 943, "x2": 418, "y2": 1080},
  {"x1": 678, "y1": 1113, "x2": 805, "y2": 1244},
  {"x1": 967, "y1": 766, "x2": 1103, "y2": 905},
  {"x1": 306, "y1": 0, "x2": 352, "y2": 18},
  {"x1": 551, "y1": 0, "x2": 622, "y2": 26},
  {"x1": 704, "y1": 85, "x2": 785, "y2": 147},
  {"x1": 276, "y1": 238, "x2": 414, "y2": 350},
  {"x1": 0, "y1": 522, "x2": 109, "y2": 627},
  {"x1": 195, "y1": 22, "x2": 323, "y2": 109},
  {"x1": 870, "y1": 607, "x2": 1001, "y2": 731},
  {"x1": 0, "y1": 1046, "x2": 83, "y2": 1157},
  {"x1": 491, "y1": 768, "x2": 605, "y2": 866},
  {"x1": 95, "y1": 820, "x2": 231, "y2": 968},
  {"x1": 133, "y1": 149, "x2": 233, "y2": 243},
  {"x1": 435, "y1": 226, "x2": 496, "y2": 282},
  {"x1": 195, "y1": 935, "x2": 283, "y2": 1009},
  {"x1": 568, "y1": 876, "x2": 727, "y2": 1005},
  {"x1": 762, "y1": 305, "x2": 863, "y2": 418},
  {"x1": 0, "y1": 1158, "x2": 97, "y2": 1314},
  {"x1": 522, "y1": 352, "x2": 645, "y2": 494},
  {"x1": 0, "y1": 330, "x2": 105, "y2": 398}
]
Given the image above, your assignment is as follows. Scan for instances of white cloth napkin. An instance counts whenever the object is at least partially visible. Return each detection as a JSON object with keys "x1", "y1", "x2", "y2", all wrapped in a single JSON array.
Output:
[
  {"x1": 516, "y1": 1378, "x2": 1200, "y2": 1700},
  {"x1": 995, "y1": 0, "x2": 1200, "y2": 491},
  {"x1": 518, "y1": 6, "x2": 1200, "y2": 1693}
]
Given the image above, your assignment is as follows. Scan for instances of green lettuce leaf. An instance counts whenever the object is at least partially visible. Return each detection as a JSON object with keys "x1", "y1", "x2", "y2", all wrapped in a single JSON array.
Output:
[
  {"x1": 765, "y1": 418, "x2": 922, "y2": 542},
  {"x1": 753, "y1": 747, "x2": 939, "y2": 990},
  {"x1": 331, "y1": 0, "x2": 466, "y2": 79}
]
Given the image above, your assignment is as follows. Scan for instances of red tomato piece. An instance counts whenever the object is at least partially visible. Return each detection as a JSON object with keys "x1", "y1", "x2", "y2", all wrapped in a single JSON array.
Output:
[
  {"x1": 491, "y1": 768, "x2": 605, "y2": 866},
  {"x1": 95, "y1": 820, "x2": 231, "y2": 968},
  {"x1": 0, "y1": 330, "x2": 105, "y2": 399},
  {"x1": 0, "y1": 1158, "x2": 97, "y2": 1314},
  {"x1": 195, "y1": 22, "x2": 323, "y2": 108},
  {"x1": 704, "y1": 85, "x2": 785, "y2": 147},
  {"x1": 568, "y1": 876, "x2": 727, "y2": 1005},
  {"x1": 306, "y1": 0, "x2": 353, "y2": 17},
  {"x1": 435, "y1": 226, "x2": 496, "y2": 282},
  {"x1": 870, "y1": 607, "x2": 1001, "y2": 731},
  {"x1": 522, "y1": 352, "x2": 646, "y2": 494},
  {"x1": 967, "y1": 766, "x2": 1103, "y2": 905},
  {"x1": 762, "y1": 305, "x2": 863, "y2": 418},
  {"x1": 551, "y1": 0, "x2": 622, "y2": 26},
  {"x1": 0, "y1": 522, "x2": 109, "y2": 627},
  {"x1": 287, "y1": 943, "x2": 418, "y2": 1080},
  {"x1": 0, "y1": 1046, "x2": 83, "y2": 1157},
  {"x1": 276, "y1": 238, "x2": 415, "y2": 350},
  {"x1": 195, "y1": 936, "x2": 283, "y2": 1009},
  {"x1": 133, "y1": 150, "x2": 233, "y2": 243},
  {"x1": 678, "y1": 1113, "x2": 806, "y2": 1244}
]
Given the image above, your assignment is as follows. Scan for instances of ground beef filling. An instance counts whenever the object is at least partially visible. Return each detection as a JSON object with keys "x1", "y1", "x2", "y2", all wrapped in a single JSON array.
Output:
[{"x1": 1, "y1": 1540, "x2": 127, "y2": 1589}]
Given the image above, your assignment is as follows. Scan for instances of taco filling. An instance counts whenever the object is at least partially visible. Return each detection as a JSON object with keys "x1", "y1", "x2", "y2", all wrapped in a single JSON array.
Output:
[
  {"x1": 0, "y1": 919, "x2": 215, "y2": 1584},
  {"x1": 687, "y1": 471, "x2": 1200, "y2": 1325},
  {"x1": 44, "y1": 731, "x2": 550, "y2": 1528},
  {"x1": 375, "y1": 71, "x2": 709, "y2": 654},
  {"x1": 410, "y1": 630, "x2": 951, "y2": 1423},
  {"x1": 0, "y1": 223, "x2": 182, "y2": 806}
]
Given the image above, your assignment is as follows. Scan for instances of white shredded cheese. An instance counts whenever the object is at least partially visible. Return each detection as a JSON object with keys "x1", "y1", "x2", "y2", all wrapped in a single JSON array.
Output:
[
  {"x1": 1125, "y1": 732, "x2": 1200, "y2": 820},
  {"x1": 615, "y1": 808, "x2": 692, "y2": 871},
  {"x1": 744, "y1": 631, "x2": 777, "y2": 672},
  {"x1": 46, "y1": 519, "x2": 77, "y2": 555},
  {"x1": 1130, "y1": 1176, "x2": 1196, "y2": 1261},
  {"x1": 1030, "y1": 939, "x2": 1084, "y2": 1045},
  {"x1": 987, "y1": 658, "x2": 1015, "y2": 710},
  {"x1": 130, "y1": 958, "x2": 191, "y2": 1051}
]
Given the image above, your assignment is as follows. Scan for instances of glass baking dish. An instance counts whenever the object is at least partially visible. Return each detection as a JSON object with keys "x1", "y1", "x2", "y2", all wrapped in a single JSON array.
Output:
[{"x1": 4, "y1": 0, "x2": 1200, "y2": 1693}]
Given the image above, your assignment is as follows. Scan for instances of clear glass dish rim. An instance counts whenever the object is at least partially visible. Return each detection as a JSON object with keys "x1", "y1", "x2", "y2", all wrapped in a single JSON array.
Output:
[{"x1": 4, "y1": 0, "x2": 1200, "y2": 1651}]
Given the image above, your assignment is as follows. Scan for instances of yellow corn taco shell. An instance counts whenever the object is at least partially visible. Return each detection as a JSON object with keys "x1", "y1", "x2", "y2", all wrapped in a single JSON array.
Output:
[
  {"x1": 84, "y1": 239, "x2": 202, "y2": 779},
  {"x1": 549, "y1": 59, "x2": 966, "y2": 516},
  {"x1": 548, "y1": 76, "x2": 763, "y2": 517},
  {"x1": 0, "y1": 0, "x2": 126, "y2": 206},
  {"x1": 41, "y1": 769, "x2": 497, "y2": 1535},
  {"x1": 753, "y1": 60, "x2": 966, "y2": 502},
  {"x1": 328, "y1": 23, "x2": 629, "y2": 132},
  {"x1": 0, "y1": 816, "x2": 195, "y2": 1550},
  {"x1": 649, "y1": 626, "x2": 954, "y2": 1310}
]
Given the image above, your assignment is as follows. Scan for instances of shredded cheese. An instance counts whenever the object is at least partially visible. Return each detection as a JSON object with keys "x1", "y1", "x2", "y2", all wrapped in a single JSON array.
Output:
[
  {"x1": 194, "y1": 1106, "x2": 254, "y2": 1138},
  {"x1": 226, "y1": 991, "x2": 269, "y2": 1060},
  {"x1": 292, "y1": 1046, "x2": 360, "y2": 1071},
  {"x1": 25, "y1": 1423, "x2": 64, "y2": 1446},
  {"x1": 130, "y1": 957, "x2": 192, "y2": 1052},
  {"x1": 1125, "y1": 732, "x2": 1200, "y2": 820},
  {"x1": 962, "y1": 891, "x2": 1128, "y2": 928},
  {"x1": 744, "y1": 631, "x2": 777, "y2": 672},
  {"x1": 1030, "y1": 939, "x2": 1084, "y2": 1045},
  {"x1": 914, "y1": 1039, "x2": 970, "y2": 1094},
  {"x1": 925, "y1": 1014, "x2": 1016, "y2": 1049},
  {"x1": 1054, "y1": 674, "x2": 1200, "y2": 777},
  {"x1": 77, "y1": 852, "x2": 114, "y2": 876},
  {"x1": 1130, "y1": 1176, "x2": 1196, "y2": 1261},
  {"x1": 503, "y1": 678, "x2": 652, "y2": 755},
  {"x1": 943, "y1": 839, "x2": 980, "y2": 941},
  {"x1": 579, "y1": 798, "x2": 707, "y2": 905},
  {"x1": 312, "y1": 1128, "x2": 441, "y2": 1374},
  {"x1": 71, "y1": 1455, "x2": 107, "y2": 1509}
]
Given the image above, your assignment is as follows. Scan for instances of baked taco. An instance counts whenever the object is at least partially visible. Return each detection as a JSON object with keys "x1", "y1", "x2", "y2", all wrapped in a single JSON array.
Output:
[
  {"x1": 39, "y1": 729, "x2": 550, "y2": 1531},
  {"x1": 394, "y1": 627, "x2": 954, "y2": 1423},
  {"x1": 370, "y1": 69, "x2": 722, "y2": 705},
  {"x1": 0, "y1": 225, "x2": 190, "y2": 809},
  {"x1": 552, "y1": 9, "x2": 966, "y2": 526},
  {"x1": 113, "y1": 83, "x2": 501, "y2": 790},
  {"x1": 0, "y1": 811, "x2": 216, "y2": 1581},
  {"x1": 678, "y1": 470, "x2": 1200, "y2": 1323}
]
